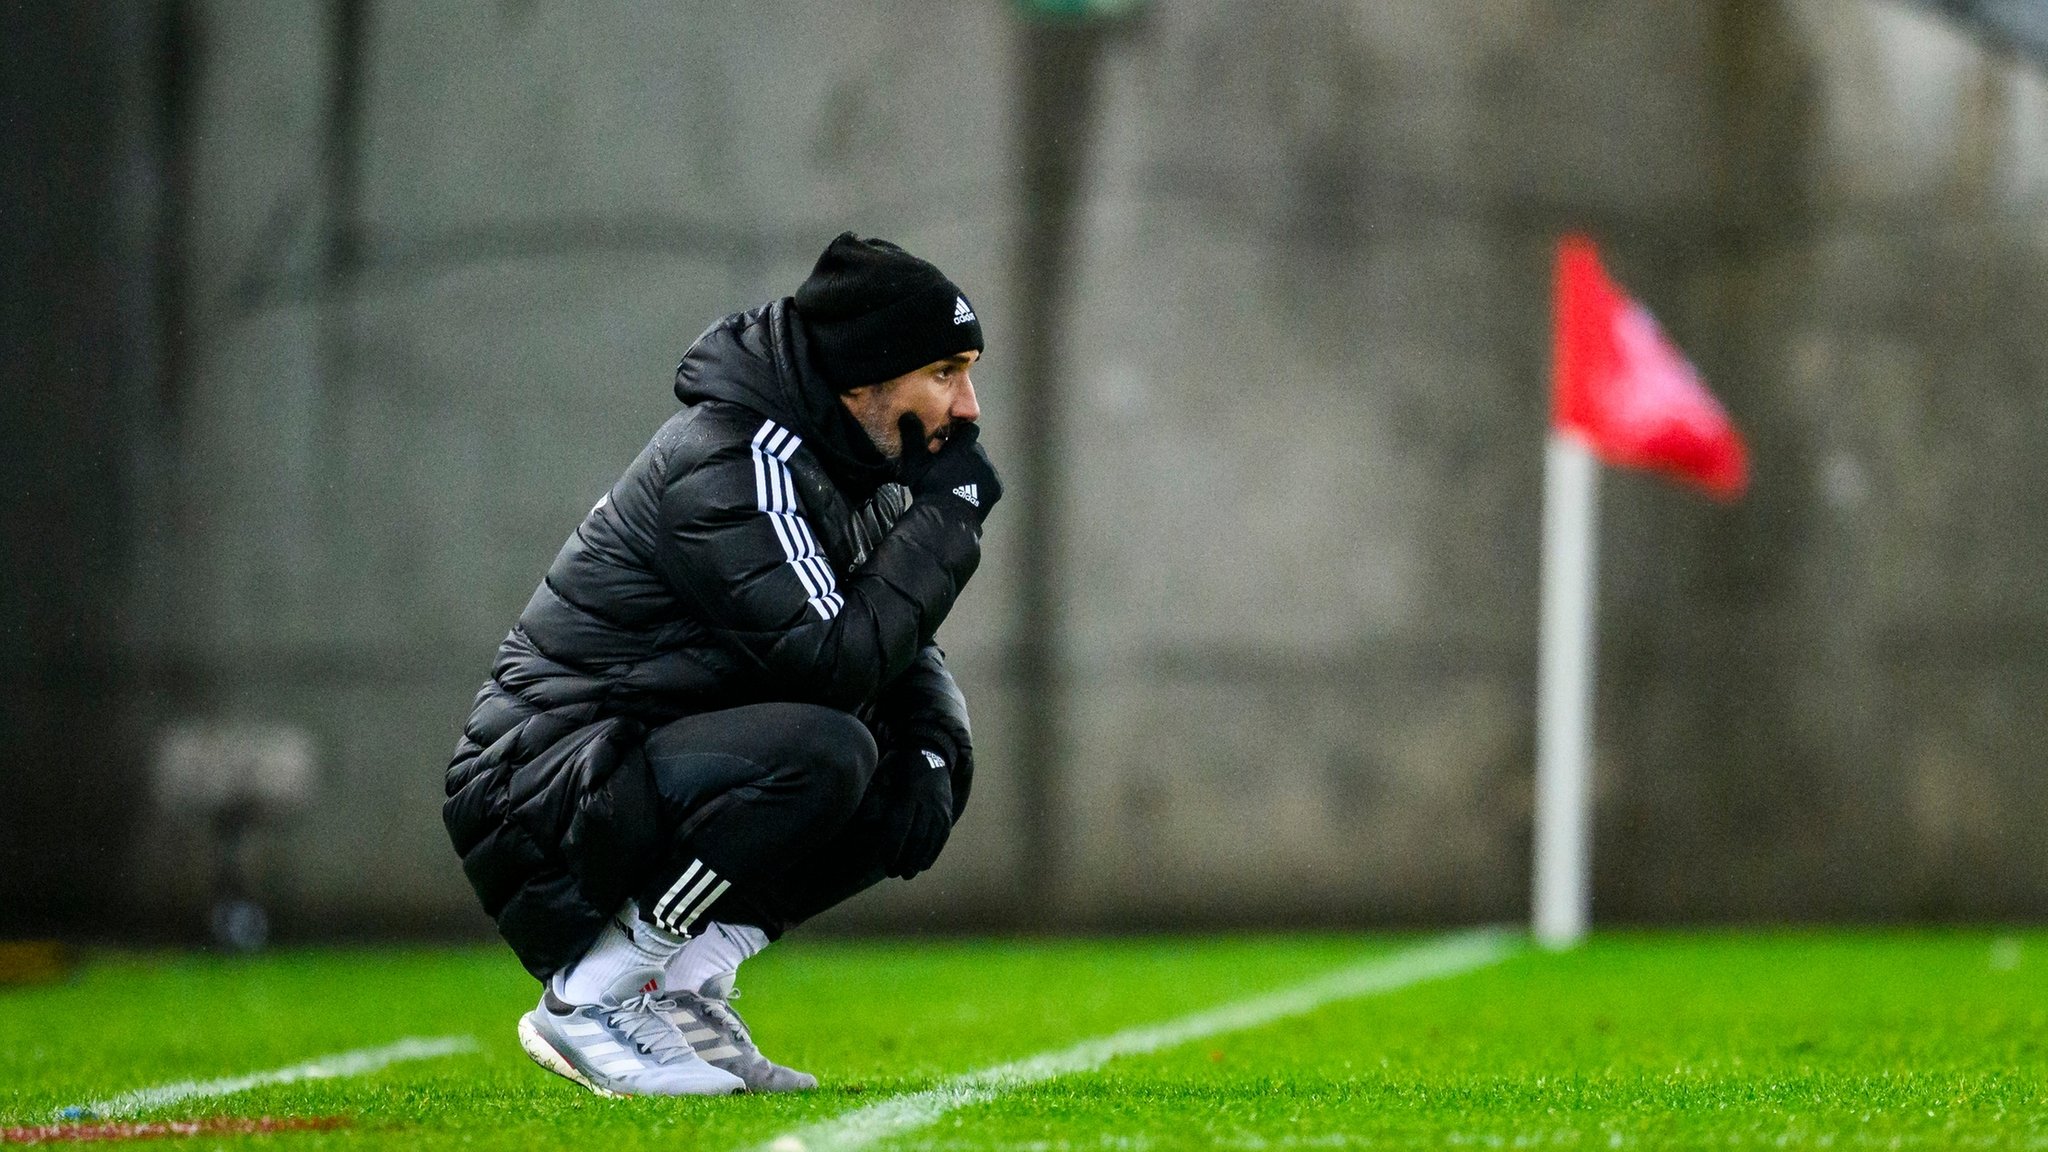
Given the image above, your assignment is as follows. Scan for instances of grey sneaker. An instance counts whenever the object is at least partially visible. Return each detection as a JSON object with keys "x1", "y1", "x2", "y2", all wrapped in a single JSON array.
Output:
[
  {"x1": 665, "y1": 983, "x2": 818, "y2": 1092},
  {"x1": 519, "y1": 988, "x2": 745, "y2": 1097}
]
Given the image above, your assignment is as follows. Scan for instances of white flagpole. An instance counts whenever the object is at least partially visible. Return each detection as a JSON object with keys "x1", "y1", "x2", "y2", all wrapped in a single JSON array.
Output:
[{"x1": 1533, "y1": 431, "x2": 1600, "y2": 949}]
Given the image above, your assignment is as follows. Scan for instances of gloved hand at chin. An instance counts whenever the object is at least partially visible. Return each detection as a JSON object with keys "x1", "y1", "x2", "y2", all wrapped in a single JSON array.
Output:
[
  {"x1": 896, "y1": 414, "x2": 1002, "y2": 523},
  {"x1": 874, "y1": 744, "x2": 956, "y2": 880}
]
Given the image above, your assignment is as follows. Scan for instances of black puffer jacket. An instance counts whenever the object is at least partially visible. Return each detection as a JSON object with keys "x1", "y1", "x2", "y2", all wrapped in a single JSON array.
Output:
[{"x1": 444, "y1": 299, "x2": 982, "y2": 978}]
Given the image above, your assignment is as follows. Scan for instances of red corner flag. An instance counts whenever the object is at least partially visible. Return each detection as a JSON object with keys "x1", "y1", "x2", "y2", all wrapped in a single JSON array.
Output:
[{"x1": 1552, "y1": 234, "x2": 1748, "y2": 500}]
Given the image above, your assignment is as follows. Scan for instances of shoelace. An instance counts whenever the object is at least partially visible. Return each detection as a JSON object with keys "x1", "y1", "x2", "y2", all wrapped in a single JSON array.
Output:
[
  {"x1": 691, "y1": 991, "x2": 755, "y2": 1048},
  {"x1": 606, "y1": 992, "x2": 694, "y2": 1063}
]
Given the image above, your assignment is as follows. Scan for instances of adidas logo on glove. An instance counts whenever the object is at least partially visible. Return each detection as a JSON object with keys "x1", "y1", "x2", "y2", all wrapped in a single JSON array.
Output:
[{"x1": 952, "y1": 484, "x2": 979, "y2": 507}]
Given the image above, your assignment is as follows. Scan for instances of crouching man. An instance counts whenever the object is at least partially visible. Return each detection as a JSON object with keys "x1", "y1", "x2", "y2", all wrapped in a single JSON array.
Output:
[{"x1": 443, "y1": 233, "x2": 1000, "y2": 1096}]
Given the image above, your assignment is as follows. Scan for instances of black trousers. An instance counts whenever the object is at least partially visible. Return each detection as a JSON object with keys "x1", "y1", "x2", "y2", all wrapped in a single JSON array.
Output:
[{"x1": 630, "y1": 703, "x2": 898, "y2": 940}]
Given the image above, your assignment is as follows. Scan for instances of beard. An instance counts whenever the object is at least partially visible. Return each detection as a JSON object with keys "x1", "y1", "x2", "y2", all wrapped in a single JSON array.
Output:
[
  {"x1": 846, "y1": 392, "x2": 948, "y2": 464},
  {"x1": 850, "y1": 399, "x2": 906, "y2": 461}
]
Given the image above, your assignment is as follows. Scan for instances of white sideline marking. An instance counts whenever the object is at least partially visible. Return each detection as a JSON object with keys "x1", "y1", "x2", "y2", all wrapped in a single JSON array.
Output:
[
  {"x1": 67, "y1": 1034, "x2": 477, "y2": 1119},
  {"x1": 757, "y1": 928, "x2": 1517, "y2": 1152}
]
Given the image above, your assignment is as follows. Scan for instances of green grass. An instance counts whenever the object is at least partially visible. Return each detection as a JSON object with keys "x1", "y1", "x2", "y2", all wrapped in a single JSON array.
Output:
[{"x1": 4, "y1": 931, "x2": 2047, "y2": 1149}]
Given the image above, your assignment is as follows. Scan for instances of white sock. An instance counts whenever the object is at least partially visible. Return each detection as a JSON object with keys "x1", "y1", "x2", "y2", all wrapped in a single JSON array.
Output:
[
  {"x1": 665, "y1": 921, "x2": 769, "y2": 997},
  {"x1": 551, "y1": 904, "x2": 688, "y2": 1006}
]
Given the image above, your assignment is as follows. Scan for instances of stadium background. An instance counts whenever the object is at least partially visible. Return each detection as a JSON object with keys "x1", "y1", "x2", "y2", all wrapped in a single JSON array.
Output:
[{"x1": 5, "y1": 0, "x2": 2047, "y2": 945}]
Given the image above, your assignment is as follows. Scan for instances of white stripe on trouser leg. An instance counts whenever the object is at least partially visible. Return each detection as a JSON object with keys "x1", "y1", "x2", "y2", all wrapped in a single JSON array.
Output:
[
  {"x1": 653, "y1": 861, "x2": 703, "y2": 924},
  {"x1": 673, "y1": 879, "x2": 731, "y2": 935},
  {"x1": 659, "y1": 868, "x2": 720, "y2": 933},
  {"x1": 660, "y1": 871, "x2": 719, "y2": 933}
]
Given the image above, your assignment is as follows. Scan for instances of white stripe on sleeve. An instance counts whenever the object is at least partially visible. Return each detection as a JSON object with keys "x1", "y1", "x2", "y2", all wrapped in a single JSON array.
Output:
[{"x1": 749, "y1": 419, "x2": 844, "y2": 621}]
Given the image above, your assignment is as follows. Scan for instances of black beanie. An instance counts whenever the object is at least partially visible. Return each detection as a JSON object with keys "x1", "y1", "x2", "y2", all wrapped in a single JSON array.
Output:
[{"x1": 794, "y1": 232, "x2": 984, "y2": 390}]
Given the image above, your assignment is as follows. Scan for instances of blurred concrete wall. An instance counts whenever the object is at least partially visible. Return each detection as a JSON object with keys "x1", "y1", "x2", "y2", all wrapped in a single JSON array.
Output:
[
  {"x1": 0, "y1": 3, "x2": 161, "y2": 933},
  {"x1": 14, "y1": 0, "x2": 2045, "y2": 938}
]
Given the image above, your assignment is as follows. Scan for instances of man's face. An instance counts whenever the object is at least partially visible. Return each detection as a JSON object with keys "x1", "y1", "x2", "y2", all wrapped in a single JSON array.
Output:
[{"x1": 840, "y1": 350, "x2": 981, "y2": 461}]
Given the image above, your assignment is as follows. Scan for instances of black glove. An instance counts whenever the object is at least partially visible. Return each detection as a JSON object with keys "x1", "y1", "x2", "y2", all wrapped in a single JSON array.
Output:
[
  {"x1": 874, "y1": 744, "x2": 955, "y2": 880},
  {"x1": 897, "y1": 415, "x2": 1002, "y2": 523}
]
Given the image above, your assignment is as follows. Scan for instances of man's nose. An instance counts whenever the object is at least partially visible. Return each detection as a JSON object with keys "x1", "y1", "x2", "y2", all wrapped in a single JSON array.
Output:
[{"x1": 951, "y1": 379, "x2": 980, "y2": 423}]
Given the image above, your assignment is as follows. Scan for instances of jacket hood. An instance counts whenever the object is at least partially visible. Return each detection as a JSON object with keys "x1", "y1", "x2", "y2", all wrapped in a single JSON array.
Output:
[{"x1": 674, "y1": 298, "x2": 895, "y2": 498}]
